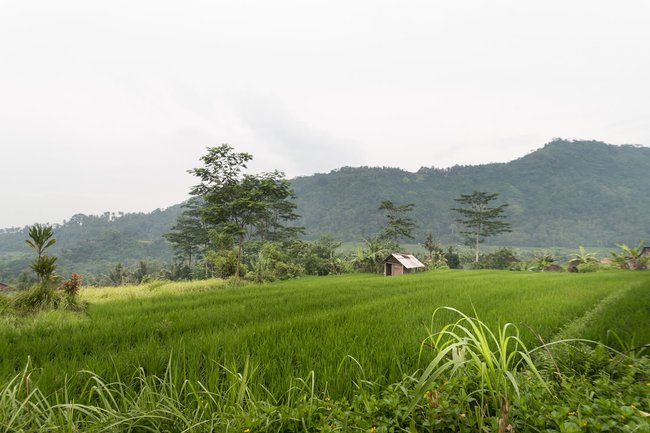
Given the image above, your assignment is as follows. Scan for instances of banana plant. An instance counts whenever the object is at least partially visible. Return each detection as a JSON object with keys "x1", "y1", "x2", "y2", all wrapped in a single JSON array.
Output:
[{"x1": 611, "y1": 240, "x2": 646, "y2": 270}]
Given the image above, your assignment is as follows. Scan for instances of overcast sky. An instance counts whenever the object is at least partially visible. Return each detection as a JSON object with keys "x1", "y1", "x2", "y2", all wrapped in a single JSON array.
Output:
[{"x1": 1, "y1": 0, "x2": 649, "y2": 228}]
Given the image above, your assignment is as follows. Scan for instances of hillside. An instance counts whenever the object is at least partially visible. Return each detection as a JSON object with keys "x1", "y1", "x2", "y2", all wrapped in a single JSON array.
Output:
[
  {"x1": 292, "y1": 139, "x2": 650, "y2": 246},
  {"x1": 1, "y1": 139, "x2": 649, "y2": 282},
  {"x1": 0, "y1": 206, "x2": 183, "y2": 282}
]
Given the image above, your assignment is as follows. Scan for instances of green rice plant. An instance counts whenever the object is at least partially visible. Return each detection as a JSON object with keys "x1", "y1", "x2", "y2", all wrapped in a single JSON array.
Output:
[
  {"x1": 1, "y1": 270, "x2": 647, "y2": 402},
  {"x1": 411, "y1": 307, "x2": 550, "y2": 427}
]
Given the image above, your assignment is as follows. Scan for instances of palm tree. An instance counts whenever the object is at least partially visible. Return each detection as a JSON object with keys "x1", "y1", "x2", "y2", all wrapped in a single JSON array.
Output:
[
  {"x1": 25, "y1": 224, "x2": 56, "y2": 258},
  {"x1": 25, "y1": 224, "x2": 57, "y2": 283}
]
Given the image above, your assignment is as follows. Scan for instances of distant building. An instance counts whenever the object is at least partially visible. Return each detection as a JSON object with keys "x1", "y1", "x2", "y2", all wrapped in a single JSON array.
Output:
[
  {"x1": 383, "y1": 253, "x2": 425, "y2": 276},
  {"x1": 0, "y1": 282, "x2": 15, "y2": 292}
]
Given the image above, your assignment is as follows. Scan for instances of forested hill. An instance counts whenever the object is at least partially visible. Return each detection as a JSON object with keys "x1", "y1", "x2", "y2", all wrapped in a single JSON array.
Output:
[
  {"x1": 0, "y1": 206, "x2": 183, "y2": 281},
  {"x1": 291, "y1": 139, "x2": 650, "y2": 247},
  {"x1": 1, "y1": 139, "x2": 649, "y2": 282}
]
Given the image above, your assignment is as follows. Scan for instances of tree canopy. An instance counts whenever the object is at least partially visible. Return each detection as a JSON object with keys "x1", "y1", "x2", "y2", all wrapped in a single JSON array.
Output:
[{"x1": 451, "y1": 191, "x2": 511, "y2": 264}]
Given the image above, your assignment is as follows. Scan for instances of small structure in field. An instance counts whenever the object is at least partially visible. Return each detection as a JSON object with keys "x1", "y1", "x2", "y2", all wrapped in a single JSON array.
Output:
[
  {"x1": 640, "y1": 246, "x2": 650, "y2": 259},
  {"x1": 383, "y1": 253, "x2": 425, "y2": 276},
  {"x1": 0, "y1": 282, "x2": 15, "y2": 293}
]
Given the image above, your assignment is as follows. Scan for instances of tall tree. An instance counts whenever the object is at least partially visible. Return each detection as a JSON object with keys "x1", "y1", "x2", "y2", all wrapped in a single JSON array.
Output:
[
  {"x1": 187, "y1": 144, "x2": 301, "y2": 277},
  {"x1": 451, "y1": 192, "x2": 511, "y2": 264},
  {"x1": 163, "y1": 198, "x2": 209, "y2": 272},
  {"x1": 378, "y1": 200, "x2": 417, "y2": 247}
]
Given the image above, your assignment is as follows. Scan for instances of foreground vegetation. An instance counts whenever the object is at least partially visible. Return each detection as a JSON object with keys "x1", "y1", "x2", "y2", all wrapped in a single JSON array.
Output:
[{"x1": 1, "y1": 270, "x2": 649, "y2": 430}]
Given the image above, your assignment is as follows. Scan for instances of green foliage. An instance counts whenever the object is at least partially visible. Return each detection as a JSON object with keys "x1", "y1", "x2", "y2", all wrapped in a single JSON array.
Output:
[
  {"x1": 530, "y1": 251, "x2": 557, "y2": 271},
  {"x1": 1, "y1": 270, "x2": 647, "y2": 403},
  {"x1": 205, "y1": 249, "x2": 239, "y2": 278},
  {"x1": 1, "y1": 317, "x2": 648, "y2": 432},
  {"x1": 0, "y1": 294, "x2": 9, "y2": 314},
  {"x1": 12, "y1": 283, "x2": 62, "y2": 312},
  {"x1": 413, "y1": 307, "x2": 548, "y2": 430},
  {"x1": 576, "y1": 261, "x2": 601, "y2": 273},
  {"x1": 444, "y1": 246, "x2": 461, "y2": 269},
  {"x1": 163, "y1": 197, "x2": 208, "y2": 269},
  {"x1": 569, "y1": 245, "x2": 599, "y2": 265},
  {"x1": 611, "y1": 240, "x2": 648, "y2": 270},
  {"x1": 186, "y1": 144, "x2": 303, "y2": 278},
  {"x1": 291, "y1": 140, "x2": 650, "y2": 247},
  {"x1": 26, "y1": 223, "x2": 57, "y2": 283},
  {"x1": 28, "y1": 255, "x2": 58, "y2": 283},
  {"x1": 477, "y1": 247, "x2": 519, "y2": 270},
  {"x1": 0, "y1": 207, "x2": 181, "y2": 282},
  {"x1": 350, "y1": 235, "x2": 393, "y2": 273},
  {"x1": 25, "y1": 223, "x2": 56, "y2": 256},
  {"x1": 451, "y1": 191, "x2": 511, "y2": 264},
  {"x1": 108, "y1": 263, "x2": 127, "y2": 286},
  {"x1": 378, "y1": 200, "x2": 417, "y2": 245}
]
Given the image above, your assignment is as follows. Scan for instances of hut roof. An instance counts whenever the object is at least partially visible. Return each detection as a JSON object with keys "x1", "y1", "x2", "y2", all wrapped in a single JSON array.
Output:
[
  {"x1": 385, "y1": 253, "x2": 425, "y2": 269},
  {"x1": 0, "y1": 282, "x2": 14, "y2": 292}
]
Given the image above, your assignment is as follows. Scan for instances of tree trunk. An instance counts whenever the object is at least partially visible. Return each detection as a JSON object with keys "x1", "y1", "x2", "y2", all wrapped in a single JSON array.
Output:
[
  {"x1": 475, "y1": 225, "x2": 480, "y2": 264},
  {"x1": 236, "y1": 233, "x2": 244, "y2": 277}
]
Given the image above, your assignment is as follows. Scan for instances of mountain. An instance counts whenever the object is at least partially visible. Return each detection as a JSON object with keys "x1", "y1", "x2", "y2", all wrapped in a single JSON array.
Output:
[
  {"x1": 291, "y1": 139, "x2": 650, "y2": 247},
  {"x1": 0, "y1": 206, "x2": 183, "y2": 283},
  {"x1": 1, "y1": 139, "x2": 648, "y2": 282}
]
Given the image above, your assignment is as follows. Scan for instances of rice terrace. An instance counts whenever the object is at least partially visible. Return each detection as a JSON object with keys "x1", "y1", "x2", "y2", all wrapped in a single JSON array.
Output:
[
  {"x1": 3, "y1": 2, "x2": 650, "y2": 430},
  {"x1": 1, "y1": 269, "x2": 649, "y2": 431}
]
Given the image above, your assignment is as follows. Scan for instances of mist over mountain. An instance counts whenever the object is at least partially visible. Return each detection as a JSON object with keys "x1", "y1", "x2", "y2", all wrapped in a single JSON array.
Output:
[{"x1": 1, "y1": 139, "x2": 648, "y2": 281}]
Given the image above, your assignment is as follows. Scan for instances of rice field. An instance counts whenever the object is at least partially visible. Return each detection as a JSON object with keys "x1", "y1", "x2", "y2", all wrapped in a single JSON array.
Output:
[{"x1": 1, "y1": 270, "x2": 648, "y2": 400}]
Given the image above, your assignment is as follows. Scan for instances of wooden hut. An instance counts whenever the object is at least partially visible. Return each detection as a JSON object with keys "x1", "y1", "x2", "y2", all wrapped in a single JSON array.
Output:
[
  {"x1": 383, "y1": 253, "x2": 425, "y2": 276},
  {"x1": 0, "y1": 282, "x2": 15, "y2": 293}
]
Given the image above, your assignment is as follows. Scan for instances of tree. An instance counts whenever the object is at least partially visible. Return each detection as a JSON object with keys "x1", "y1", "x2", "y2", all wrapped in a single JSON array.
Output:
[
  {"x1": 451, "y1": 192, "x2": 511, "y2": 265},
  {"x1": 108, "y1": 263, "x2": 126, "y2": 286},
  {"x1": 611, "y1": 240, "x2": 647, "y2": 270},
  {"x1": 422, "y1": 232, "x2": 443, "y2": 260},
  {"x1": 421, "y1": 231, "x2": 447, "y2": 269},
  {"x1": 163, "y1": 198, "x2": 209, "y2": 273},
  {"x1": 350, "y1": 235, "x2": 393, "y2": 273},
  {"x1": 25, "y1": 223, "x2": 58, "y2": 283},
  {"x1": 188, "y1": 144, "x2": 302, "y2": 277},
  {"x1": 378, "y1": 200, "x2": 417, "y2": 247}
]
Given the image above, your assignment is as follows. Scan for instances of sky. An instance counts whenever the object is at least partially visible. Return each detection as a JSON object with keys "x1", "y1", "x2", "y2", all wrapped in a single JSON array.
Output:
[{"x1": 1, "y1": 0, "x2": 649, "y2": 228}]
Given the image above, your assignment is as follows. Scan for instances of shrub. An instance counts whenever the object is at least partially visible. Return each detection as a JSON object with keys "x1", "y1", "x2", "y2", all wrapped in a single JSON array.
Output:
[
  {"x1": 59, "y1": 273, "x2": 82, "y2": 296},
  {"x1": 576, "y1": 262, "x2": 600, "y2": 273},
  {"x1": 12, "y1": 283, "x2": 62, "y2": 312},
  {"x1": 478, "y1": 247, "x2": 519, "y2": 270}
]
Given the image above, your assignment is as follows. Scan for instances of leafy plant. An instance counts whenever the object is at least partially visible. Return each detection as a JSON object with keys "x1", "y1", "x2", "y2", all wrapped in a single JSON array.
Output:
[
  {"x1": 530, "y1": 251, "x2": 556, "y2": 271},
  {"x1": 569, "y1": 245, "x2": 599, "y2": 265},
  {"x1": 411, "y1": 307, "x2": 549, "y2": 429},
  {"x1": 25, "y1": 224, "x2": 57, "y2": 283},
  {"x1": 611, "y1": 240, "x2": 647, "y2": 270}
]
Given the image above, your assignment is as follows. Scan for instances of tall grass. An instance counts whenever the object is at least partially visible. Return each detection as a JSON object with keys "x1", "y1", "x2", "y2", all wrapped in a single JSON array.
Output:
[{"x1": 1, "y1": 270, "x2": 648, "y2": 401}]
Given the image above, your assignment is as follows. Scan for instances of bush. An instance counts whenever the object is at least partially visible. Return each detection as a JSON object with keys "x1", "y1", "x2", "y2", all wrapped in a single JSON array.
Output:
[
  {"x1": 12, "y1": 282, "x2": 86, "y2": 313},
  {"x1": 12, "y1": 284, "x2": 62, "y2": 312},
  {"x1": 478, "y1": 247, "x2": 519, "y2": 269},
  {"x1": 576, "y1": 262, "x2": 600, "y2": 273}
]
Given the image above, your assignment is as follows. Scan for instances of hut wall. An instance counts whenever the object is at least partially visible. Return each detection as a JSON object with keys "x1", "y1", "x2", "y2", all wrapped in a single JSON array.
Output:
[{"x1": 384, "y1": 258, "x2": 404, "y2": 276}]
